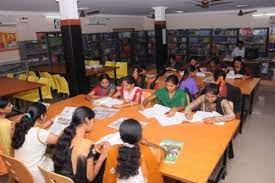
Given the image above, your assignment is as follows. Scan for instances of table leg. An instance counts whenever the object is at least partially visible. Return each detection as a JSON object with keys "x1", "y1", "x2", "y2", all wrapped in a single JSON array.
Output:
[
  {"x1": 228, "y1": 140, "x2": 234, "y2": 159},
  {"x1": 249, "y1": 90, "x2": 255, "y2": 114},
  {"x1": 239, "y1": 94, "x2": 245, "y2": 134},
  {"x1": 38, "y1": 88, "x2": 43, "y2": 102},
  {"x1": 114, "y1": 68, "x2": 117, "y2": 85}
]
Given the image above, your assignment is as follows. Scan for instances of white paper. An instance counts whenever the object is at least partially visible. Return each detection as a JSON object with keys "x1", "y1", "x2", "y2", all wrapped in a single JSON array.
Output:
[
  {"x1": 187, "y1": 111, "x2": 224, "y2": 124},
  {"x1": 96, "y1": 132, "x2": 123, "y2": 146},
  {"x1": 196, "y1": 72, "x2": 206, "y2": 77},
  {"x1": 48, "y1": 117, "x2": 70, "y2": 135},
  {"x1": 93, "y1": 97, "x2": 124, "y2": 108},
  {"x1": 139, "y1": 104, "x2": 187, "y2": 127},
  {"x1": 108, "y1": 118, "x2": 148, "y2": 130},
  {"x1": 226, "y1": 71, "x2": 244, "y2": 79},
  {"x1": 93, "y1": 106, "x2": 119, "y2": 119}
]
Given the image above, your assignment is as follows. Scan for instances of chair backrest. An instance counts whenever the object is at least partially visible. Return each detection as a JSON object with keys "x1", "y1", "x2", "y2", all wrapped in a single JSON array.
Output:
[
  {"x1": 90, "y1": 60, "x2": 100, "y2": 66},
  {"x1": 38, "y1": 78, "x2": 53, "y2": 100},
  {"x1": 105, "y1": 61, "x2": 116, "y2": 67},
  {"x1": 18, "y1": 73, "x2": 27, "y2": 81},
  {"x1": 27, "y1": 75, "x2": 38, "y2": 83},
  {"x1": 55, "y1": 76, "x2": 70, "y2": 95},
  {"x1": 0, "y1": 153, "x2": 35, "y2": 183},
  {"x1": 6, "y1": 73, "x2": 14, "y2": 79},
  {"x1": 115, "y1": 62, "x2": 128, "y2": 78},
  {"x1": 40, "y1": 72, "x2": 57, "y2": 90},
  {"x1": 28, "y1": 71, "x2": 37, "y2": 77},
  {"x1": 38, "y1": 166, "x2": 74, "y2": 183}
]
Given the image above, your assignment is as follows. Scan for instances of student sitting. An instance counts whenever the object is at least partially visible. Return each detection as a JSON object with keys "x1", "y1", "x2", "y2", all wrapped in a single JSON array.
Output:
[
  {"x1": 166, "y1": 54, "x2": 182, "y2": 71},
  {"x1": 53, "y1": 106, "x2": 110, "y2": 183},
  {"x1": 12, "y1": 103, "x2": 58, "y2": 183},
  {"x1": 207, "y1": 57, "x2": 220, "y2": 73},
  {"x1": 112, "y1": 75, "x2": 142, "y2": 108},
  {"x1": 231, "y1": 56, "x2": 252, "y2": 78},
  {"x1": 214, "y1": 70, "x2": 242, "y2": 115},
  {"x1": 185, "y1": 83, "x2": 236, "y2": 124},
  {"x1": 103, "y1": 119, "x2": 164, "y2": 183},
  {"x1": 132, "y1": 65, "x2": 146, "y2": 89},
  {"x1": 142, "y1": 75, "x2": 188, "y2": 117},
  {"x1": 187, "y1": 57, "x2": 201, "y2": 71},
  {"x1": 0, "y1": 99, "x2": 14, "y2": 175},
  {"x1": 179, "y1": 66, "x2": 199, "y2": 100},
  {"x1": 85, "y1": 74, "x2": 116, "y2": 101}
]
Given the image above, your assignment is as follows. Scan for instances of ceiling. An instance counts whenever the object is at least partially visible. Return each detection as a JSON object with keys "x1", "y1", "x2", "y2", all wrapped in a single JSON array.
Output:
[{"x1": 0, "y1": 0, "x2": 275, "y2": 15}]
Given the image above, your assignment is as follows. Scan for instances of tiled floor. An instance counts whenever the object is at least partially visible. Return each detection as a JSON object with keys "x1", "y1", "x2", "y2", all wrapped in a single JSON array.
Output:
[{"x1": 221, "y1": 86, "x2": 275, "y2": 183}]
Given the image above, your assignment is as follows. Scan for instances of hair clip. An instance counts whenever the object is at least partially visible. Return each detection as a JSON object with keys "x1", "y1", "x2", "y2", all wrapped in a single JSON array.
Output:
[
  {"x1": 25, "y1": 113, "x2": 32, "y2": 119},
  {"x1": 122, "y1": 142, "x2": 135, "y2": 148}
]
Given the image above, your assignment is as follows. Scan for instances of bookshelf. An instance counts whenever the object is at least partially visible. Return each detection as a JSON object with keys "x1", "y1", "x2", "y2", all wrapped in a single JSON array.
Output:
[
  {"x1": 212, "y1": 28, "x2": 238, "y2": 58},
  {"x1": 18, "y1": 40, "x2": 50, "y2": 67},
  {"x1": 167, "y1": 29, "x2": 188, "y2": 59},
  {"x1": 134, "y1": 31, "x2": 149, "y2": 64},
  {"x1": 239, "y1": 28, "x2": 269, "y2": 57}
]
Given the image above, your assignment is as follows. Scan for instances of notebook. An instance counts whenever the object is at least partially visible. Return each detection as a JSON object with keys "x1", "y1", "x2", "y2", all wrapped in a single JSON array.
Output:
[{"x1": 160, "y1": 139, "x2": 184, "y2": 164}]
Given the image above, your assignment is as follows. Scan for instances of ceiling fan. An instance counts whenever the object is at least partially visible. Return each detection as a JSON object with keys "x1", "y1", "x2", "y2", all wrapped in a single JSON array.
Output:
[
  {"x1": 79, "y1": 9, "x2": 101, "y2": 17},
  {"x1": 238, "y1": 9, "x2": 258, "y2": 16},
  {"x1": 185, "y1": 0, "x2": 233, "y2": 8}
]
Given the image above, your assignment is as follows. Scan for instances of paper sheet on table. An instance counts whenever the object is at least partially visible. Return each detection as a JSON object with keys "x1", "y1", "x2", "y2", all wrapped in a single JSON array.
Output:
[
  {"x1": 96, "y1": 132, "x2": 123, "y2": 146},
  {"x1": 93, "y1": 106, "x2": 119, "y2": 119},
  {"x1": 93, "y1": 97, "x2": 124, "y2": 108},
  {"x1": 59, "y1": 107, "x2": 77, "y2": 118},
  {"x1": 139, "y1": 104, "x2": 171, "y2": 118},
  {"x1": 196, "y1": 72, "x2": 206, "y2": 77},
  {"x1": 155, "y1": 112, "x2": 187, "y2": 126},
  {"x1": 48, "y1": 116, "x2": 70, "y2": 135},
  {"x1": 108, "y1": 118, "x2": 148, "y2": 130},
  {"x1": 187, "y1": 111, "x2": 225, "y2": 125},
  {"x1": 226, "y1": 71, "x2": 244, "y2": 79}
]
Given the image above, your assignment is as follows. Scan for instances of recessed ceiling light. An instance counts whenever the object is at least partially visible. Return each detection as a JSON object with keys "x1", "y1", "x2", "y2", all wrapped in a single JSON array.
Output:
[
  {"x1": 176, "y1": 11, "x2": 183, "y2": 13},
  {"x1": 236, "y1": 5, "x2": 249, "y2": 8}
]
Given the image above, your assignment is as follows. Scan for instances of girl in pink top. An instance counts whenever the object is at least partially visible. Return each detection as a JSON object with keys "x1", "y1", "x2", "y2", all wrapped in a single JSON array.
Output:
[{"x1": 112, "y1": 75, "x2": 142, "y2": 108}]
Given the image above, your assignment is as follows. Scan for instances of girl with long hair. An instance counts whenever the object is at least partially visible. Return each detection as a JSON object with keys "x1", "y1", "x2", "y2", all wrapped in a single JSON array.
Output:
[
  {"x1": 12, "y1": 103, "x2": 58, "y2": 183},
  {"x1": 53, "y1": 106, "x2": 110, "y2": 183}
]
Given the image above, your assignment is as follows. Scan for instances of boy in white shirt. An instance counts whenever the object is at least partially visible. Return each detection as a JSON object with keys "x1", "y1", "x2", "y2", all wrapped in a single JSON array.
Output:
[{"x1": 231, "y1": 41, "x2": 245, "y2": 58}]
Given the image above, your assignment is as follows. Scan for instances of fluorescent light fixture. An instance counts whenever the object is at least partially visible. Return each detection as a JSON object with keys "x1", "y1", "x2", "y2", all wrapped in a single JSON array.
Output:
[
  {"x1": 236, "y1": 5, "x2": 248, "y2": 8},
  {"x1": 45, "y1": 15, "x2": 61, "y2": 19},
  {"x1": 176, "y1": 10, "x2": 183, "y2": 13},
  {"x1": 252, "y1": 13, "x2": 275, "y2": 17}
]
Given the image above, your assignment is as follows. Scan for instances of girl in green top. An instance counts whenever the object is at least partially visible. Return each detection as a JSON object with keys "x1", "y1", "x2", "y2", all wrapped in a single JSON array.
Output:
[{"x1": 142, "y1": 75, "x2": 188, "y2": 117}]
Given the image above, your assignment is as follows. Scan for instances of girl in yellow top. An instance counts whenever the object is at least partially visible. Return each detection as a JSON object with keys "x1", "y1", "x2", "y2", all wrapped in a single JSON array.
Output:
[{"x1": 0, "y1": 99, "x2": 13, "y2": 175}]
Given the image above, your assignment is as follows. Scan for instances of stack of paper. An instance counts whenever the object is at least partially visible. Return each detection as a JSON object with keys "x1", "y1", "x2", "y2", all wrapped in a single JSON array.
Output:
[
  {"x1": 108, "y1": 118, "x2": 148, "y2": 130},
  {"x1": 48, "y1": 107, "x2": 76, "y2": 135},
  {"x1": 93, "y1": 106, "x2": 119, "y2": 119},
  {"x1": 93, "y1": 97, "x2": 124, "y2": 108}
]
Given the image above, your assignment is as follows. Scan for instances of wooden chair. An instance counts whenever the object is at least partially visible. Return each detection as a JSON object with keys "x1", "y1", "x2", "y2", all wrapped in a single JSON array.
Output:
[
  {"x1": 0, "y1": 153, "x2": 35, "y2": 183},
  {"x1": 38, "y1": 166, "x2": 74, "y2": 183}
]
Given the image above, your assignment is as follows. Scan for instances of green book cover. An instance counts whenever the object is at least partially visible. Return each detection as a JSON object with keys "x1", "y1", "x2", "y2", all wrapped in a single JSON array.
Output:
[{"x1": 160, "y1": 139, "x2": 184, "y2": 164}]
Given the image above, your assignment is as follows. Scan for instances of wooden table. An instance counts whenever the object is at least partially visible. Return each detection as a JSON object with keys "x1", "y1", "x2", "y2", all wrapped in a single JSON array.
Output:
[
  {"x1": 154, "y1": 74, "x2": 260, "y2": 134},
  {"x1": 0, "y1": 78, "x2": 44, "y2": 101},
  {"x1": 47, "y1": 95, "x2": 240, "y2": 183}
]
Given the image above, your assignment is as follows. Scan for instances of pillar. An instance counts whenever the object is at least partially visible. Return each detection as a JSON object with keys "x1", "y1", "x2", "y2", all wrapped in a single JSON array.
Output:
[
  {"x1": 153, "y1": 6, "x2": 168, "y2": 74},
  {"x1": 57, "y1": 0, "x2": 89, "y2": 96}
]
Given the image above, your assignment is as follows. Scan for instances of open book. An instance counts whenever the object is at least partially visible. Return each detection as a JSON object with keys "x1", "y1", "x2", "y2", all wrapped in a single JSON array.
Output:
[
  {"x1": 96, "y1": 132, "x2": 123, "y2": 146},
  {"x1": 187, "y1": 111, "x2": 225, "y2": 125},
  {"x1": 93, "y1": 97, "x2": 124, "y2": 108},
  {"x1": 93, "y1": 106, "x2": 119, "y2": 119},
  {"x1": 160, "y1": 139, "x2": 184, "y2": 164},
  {"x1": 139, "y1": 104, "x2": 187, "y2": 126},
  {"x1": 226, "y1": 70, "x2": 244, "y2": 79},
  {"x1": 108, "y1": 118, "x2": 148, "y2": 130},
  {"x1": 48, "y1": 107, "x2": 76, "y2": 135}
]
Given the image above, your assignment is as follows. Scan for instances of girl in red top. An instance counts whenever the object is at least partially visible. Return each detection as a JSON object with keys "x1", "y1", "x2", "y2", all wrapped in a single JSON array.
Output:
[
  {"x1": 112, "y1": 75, "x2": 142, "y2": 108},
  {"x1": 85, "y1": 74, "x2": 116, "y2": 102}
]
